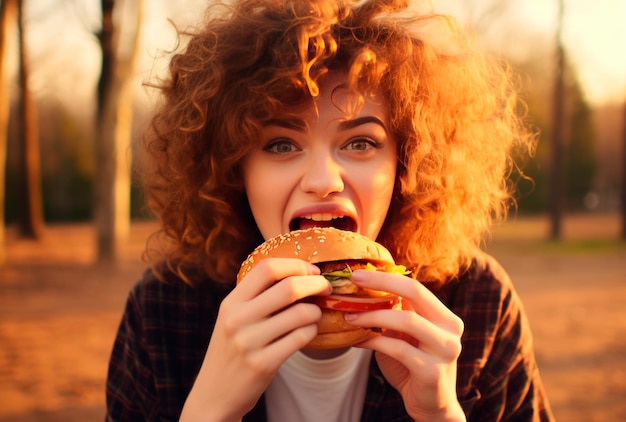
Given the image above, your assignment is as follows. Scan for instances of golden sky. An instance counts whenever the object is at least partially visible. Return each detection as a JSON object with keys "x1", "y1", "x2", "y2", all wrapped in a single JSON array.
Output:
[{"x1": 436, "y1": 0, "x2": 626, "y2": 106}]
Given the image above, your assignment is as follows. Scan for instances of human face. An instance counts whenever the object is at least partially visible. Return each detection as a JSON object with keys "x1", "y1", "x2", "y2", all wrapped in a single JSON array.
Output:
[{"x1": 243, "y1": 75, "x2": 397, "y2": 241}]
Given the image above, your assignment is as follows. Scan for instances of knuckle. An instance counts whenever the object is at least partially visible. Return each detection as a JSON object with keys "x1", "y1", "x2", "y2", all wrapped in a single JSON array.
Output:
[
  {"x1": 293, "y1": 302, "x2": 322, "y2": 322},
  {"x1": 255, "y1": 259, "x2": 278, "y2": 280},
  {"x1": 246, "y1": 354, "x2": 274, "y2": 378},
  {"x1": 452, "y1": 314, "x2": 464, "y2": 336},
  {"x1": 399, "y1": 309, "x2": 418, "y2": 327},
  {"x1": 390, "y1": 337, "x2": 414, "y2": 361},
  {"x1": 271, "y1": 278, "x2": 299, "y2": 304},
  {"x1": 441, "y1": 313, "x2": 464, "y2": 338},
  {"x1": 219, "y1": 307, "x2": 245, "y2": 337},
  {"x1": 231, "y1": 333, "x2": 252, "y2": 355},
  {"x1": 442, "y1": 334, "x2": 462, "y2": 360},
  {"x1": 291, "y1": 324, "x2": 318, "y2": 348},
  {"x1": 449, "y1": 338, "x2": 463, "y2": 360},
  {"x1": 221, "y1": 315, "x2": 239, "y2": 338}
]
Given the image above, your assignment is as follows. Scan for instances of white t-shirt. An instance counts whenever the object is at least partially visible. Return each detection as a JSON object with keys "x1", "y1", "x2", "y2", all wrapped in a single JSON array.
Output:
[{"x1": 265, "y1": 348, "x2": 373, "y2": 422}]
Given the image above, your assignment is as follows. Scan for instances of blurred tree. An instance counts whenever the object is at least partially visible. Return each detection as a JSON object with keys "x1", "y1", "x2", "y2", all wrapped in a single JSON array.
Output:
[
  {"x1": 506, "y1": 52, "x2": 552, "y2": 214},
  {"x1": 40, "y1": 105, "x2": 94, "y2": 221},
  {"x1": 16, "y1": 0, "x2": 44, "y2": 239},
  {"x1": 622, "y1": 99, "x2": 626, "y2": 239},
  {"x1": 0, "y1": 0, "x2": 18, "y2": 264},
  {"x1": 95, "y1": 0, "x2": 143, "y2": 262},
  {"x1": 516, "y1": 60, "x2": 596, "y2": 217},
  {"x1": 566, "y1": 80, "x2": 596, "y2": 211},
  {"x1": 549, "y1": 0, "x2": 566, "y2": 240}
]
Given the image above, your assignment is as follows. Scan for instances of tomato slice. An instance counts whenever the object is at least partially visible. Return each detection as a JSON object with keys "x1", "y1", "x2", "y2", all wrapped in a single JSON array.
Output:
[{"x1": 312, "y1": 295, "x2": 400, "y2": 312}]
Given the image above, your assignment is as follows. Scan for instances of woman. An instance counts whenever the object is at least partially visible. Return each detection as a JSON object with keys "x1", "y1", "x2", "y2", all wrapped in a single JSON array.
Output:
[{"x1": 106, "y1": 1, "x2": 554, "y2": 420}]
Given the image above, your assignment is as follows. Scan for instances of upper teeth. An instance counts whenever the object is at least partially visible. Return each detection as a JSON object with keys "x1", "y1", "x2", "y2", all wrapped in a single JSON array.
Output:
[{"x1": 303, "y1": 213, "x2": 343, "y2": 221}]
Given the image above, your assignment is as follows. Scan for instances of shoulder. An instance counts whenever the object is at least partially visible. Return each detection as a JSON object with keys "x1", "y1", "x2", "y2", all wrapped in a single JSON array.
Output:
[
  {"x1": 119, "y1": 267, "x2": 234, "y2": 365},
  {"x1": 438, "y1": 252, "x2": 537, "y2": 369},
  {"x1": 442, "y1": 254, "x2": 541, "y2": 409},
  {"x1": 464, "y1": 252, "x2": 513, "y2": 291},
  {"x1": 436, "y1": 252, "x2": 532, "y2": 360},
  {"x1": 443, "y1": 260, "x2": 553, "y2": 419},
  {"x1": 131, "y1": 266, "x2": 233, "y2": 299},
  {"x1": 108, "y1": 268, "x2": 232, "y2": 419},
  {"x1": 127, "y1": 267, "x2": 234, "y2": 326},
  {"x1": 437, "y1": 253, "x2": 516, "y2": 314}
]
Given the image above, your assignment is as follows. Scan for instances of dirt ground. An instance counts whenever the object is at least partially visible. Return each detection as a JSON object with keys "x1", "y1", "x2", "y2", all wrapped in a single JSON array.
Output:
[{"x1": 1, "y1": 214, "x2": 625, "y2": 421}]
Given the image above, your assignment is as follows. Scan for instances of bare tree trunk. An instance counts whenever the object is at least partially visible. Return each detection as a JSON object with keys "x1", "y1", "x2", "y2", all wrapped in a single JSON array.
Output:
[
  {"x1": 95, "y1": 0, "x2": 117, "y2": 262},
  {"x1": 0, "y1": 0, "x2": 18, "y2": 264},
  {"x1": 95, "y1": 0, "x2": 143, "y2": 262},
  {"x1": 621, "y1": 98, "x2": 626, "y2": 239},
  {"x1": 549, "y1": 0, "x2": 566, "y2": 240},
  {"x1": 16, "y1": 0, "x2": 44, "y2": 239}
]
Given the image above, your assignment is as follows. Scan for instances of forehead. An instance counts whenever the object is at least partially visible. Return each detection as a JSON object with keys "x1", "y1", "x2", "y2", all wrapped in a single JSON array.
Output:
[
  {"x1": 320, "y1": 72, "x2": 387, "y2": 113},
  {"x1": 263, "y1": 73, "x2": 389, "y2": 127}
]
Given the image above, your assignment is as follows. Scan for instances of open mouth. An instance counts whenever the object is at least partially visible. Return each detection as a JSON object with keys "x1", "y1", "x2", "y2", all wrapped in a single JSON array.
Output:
[{"x1": 290, "y1": 215, "x2": 357, "y2": 232}]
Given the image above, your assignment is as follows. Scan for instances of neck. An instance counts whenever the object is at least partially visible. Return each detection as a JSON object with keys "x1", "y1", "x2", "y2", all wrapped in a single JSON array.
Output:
[{"x1": 301, "y1": 347, "x2": 350, "y2": 360}]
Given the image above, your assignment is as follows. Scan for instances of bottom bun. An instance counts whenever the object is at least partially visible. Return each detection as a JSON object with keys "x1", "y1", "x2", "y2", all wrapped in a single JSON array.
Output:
[
  {"x1": 304, "y1": 308, "x2": 384, "y2": 350},
  {"x1": 305, "y1": 327, "x2": 381, "y2": 349}
]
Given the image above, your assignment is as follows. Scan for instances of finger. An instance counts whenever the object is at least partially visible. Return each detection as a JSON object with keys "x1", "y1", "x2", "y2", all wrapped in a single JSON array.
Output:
[
  {"x1": 346, "y1": 309, "x2": 462, "y2": 360},
  {"x1": 362, "y1": 334, "x2": 458, "y2": 385},
  {"x1": 360, "y1": 334, "x2": 429, "y2": 373},
  {"x1": 237, "y1": 302, "x2": 322, "y2": 351},
  {"x1": 248, "y1": 274, "x2": 330, "y2": 321},
  {"x1": 263, "y1": 274, "x2": 332, "y2": 311},
  {"x1": 221, "y1": 274, "x2": 330, "y2": 335},
  {"x1": 234, "y1": 258, "x2": 321, "y2": 300},
  {"x1": 251, "y1": 323, "x2": 319, "y2": 374},
  {"x1": 352, "y1": 270, "x2": 463, "y2": 333}
]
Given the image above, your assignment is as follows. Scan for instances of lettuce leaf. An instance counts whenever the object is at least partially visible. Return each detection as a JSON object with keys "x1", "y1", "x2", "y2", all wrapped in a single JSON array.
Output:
[{"x1": 322, "y1": 262, "x2": 410, "y2": 285}]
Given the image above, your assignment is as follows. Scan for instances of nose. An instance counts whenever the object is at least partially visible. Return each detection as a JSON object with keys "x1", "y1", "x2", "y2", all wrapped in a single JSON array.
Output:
[{"x1": 300, "y1": 154, "x2": 344, "y2": 198}]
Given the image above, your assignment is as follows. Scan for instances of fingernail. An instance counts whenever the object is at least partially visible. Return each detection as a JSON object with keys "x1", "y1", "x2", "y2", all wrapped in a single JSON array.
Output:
[
  {"x1": 344, "y1": 313, "x2": 357, "y2": 321},
  {"x1": 351, "y1": 270, "x2": 366, "y2": 283}
]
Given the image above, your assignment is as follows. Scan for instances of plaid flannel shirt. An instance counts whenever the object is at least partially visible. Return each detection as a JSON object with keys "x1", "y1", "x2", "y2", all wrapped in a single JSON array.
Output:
[{"x1": 106, "y1": 254, "x2": 554, "y2": 421}]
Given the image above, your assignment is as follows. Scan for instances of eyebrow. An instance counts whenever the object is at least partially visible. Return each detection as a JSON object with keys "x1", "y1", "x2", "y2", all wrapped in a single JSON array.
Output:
[
  {"x1": 263, "y1": 118, "x2": 308, "y2": 131},
  {"x1": 263, "y1": 116, "x2": 386, "y2": 132},
  {"x1": 338, "y1": 116, "x2": 386, "y2": 131}
]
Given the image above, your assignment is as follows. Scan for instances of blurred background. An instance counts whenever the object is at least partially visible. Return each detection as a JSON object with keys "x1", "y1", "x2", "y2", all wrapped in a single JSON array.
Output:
[
  {"x1": 0, "y1": 0, "x2": 625, "y2": 421},
  {"x1": 1, "y1": 0, "x2": 625, "y2": 242}
]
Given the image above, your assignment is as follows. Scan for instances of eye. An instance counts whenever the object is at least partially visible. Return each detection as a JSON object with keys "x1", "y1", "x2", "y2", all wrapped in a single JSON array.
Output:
[
  {"x1": 343, "y1": 137, "x2": 382, "y2": 151},
  {"x1": 263, "y1": 138, "x2": 300, "y2": 155}
]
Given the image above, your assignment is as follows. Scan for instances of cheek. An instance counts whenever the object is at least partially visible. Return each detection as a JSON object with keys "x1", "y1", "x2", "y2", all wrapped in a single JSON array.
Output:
[
  {"x1": 242, "y1": 160, "x2": 271, "y2": 220},
  {"x1": 243, "y1": 157, "x2": 292, "y2": 239},
  {"x1": 358, "y1": 159, "x2": 397, "y2": 237},
  {"x1": 244, "y1": 162, "x2": 291, "y2": 205},
  {"x1": 372, "y1": 154, "x2": 397, "y2": 196},
  {"x1": 369, "y1": 164, "x2": 396, "y2": 207}
]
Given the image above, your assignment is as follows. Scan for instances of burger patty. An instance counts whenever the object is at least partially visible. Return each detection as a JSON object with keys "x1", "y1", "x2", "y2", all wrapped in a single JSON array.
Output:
[
  {"x1": 316, "y1": 260, "x2": 370, "y2": 295},
  {"x1": 316, "y1": 260, "x2": 369, "y2": 274}
]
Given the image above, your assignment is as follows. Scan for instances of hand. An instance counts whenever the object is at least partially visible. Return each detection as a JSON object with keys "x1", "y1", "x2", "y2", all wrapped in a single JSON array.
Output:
[
  {"x1": 180, "y1": 258, "x2": 331, "y2": 422},
  {"x1": 345, "y1": 270, "x2": 466, "y2": 422}
]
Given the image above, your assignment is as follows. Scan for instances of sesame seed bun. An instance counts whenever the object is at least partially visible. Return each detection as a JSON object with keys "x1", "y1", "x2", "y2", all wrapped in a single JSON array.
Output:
[{"x1": 236, "y1": 227, "x2": 403, "y2": 349}]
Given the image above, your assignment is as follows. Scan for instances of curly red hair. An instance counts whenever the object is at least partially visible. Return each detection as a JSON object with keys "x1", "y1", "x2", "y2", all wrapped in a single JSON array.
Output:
[{"x1": 140, "y1": 0, "x2": 536, "y2": 285}]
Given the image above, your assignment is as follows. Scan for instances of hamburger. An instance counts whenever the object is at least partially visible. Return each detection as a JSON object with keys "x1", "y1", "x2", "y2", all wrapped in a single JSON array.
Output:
[{"x1": 236, "y1": 227, "x2": 408, "y2": 349}]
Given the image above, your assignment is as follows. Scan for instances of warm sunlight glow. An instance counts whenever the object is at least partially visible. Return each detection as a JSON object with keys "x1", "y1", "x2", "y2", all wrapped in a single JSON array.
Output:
[
  {"x1": 18, "y1": 0, "x2": 626, "y2": 109},
  {"x1": 514, "y1": 0, "x2": 626, "y2": 106}
]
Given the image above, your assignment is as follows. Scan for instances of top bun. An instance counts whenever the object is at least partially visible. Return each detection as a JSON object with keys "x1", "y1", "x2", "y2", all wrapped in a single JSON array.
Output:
[{"x1": 237, "y1": 227, "x2": 394, "y2": 283}]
